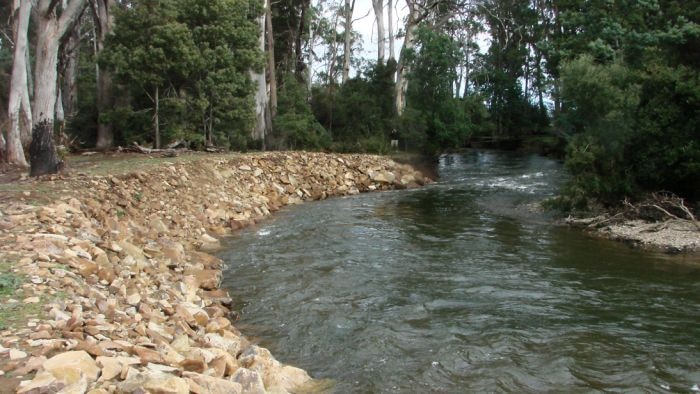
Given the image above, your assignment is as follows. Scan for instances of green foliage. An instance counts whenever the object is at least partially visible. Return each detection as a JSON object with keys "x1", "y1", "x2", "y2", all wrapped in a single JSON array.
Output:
[
  {"x1": 553, "y1": 0, "x2": 700, "y2": 209},
  {"x1": 404, "y1": 28, "x2": 471, "y2": 154},
  {"x1": 557, "y1": 58, "x2": 700, "y2": 208},
  {"x1": 310, "y1": 61, "x2": 396, "y2": 153},
  {"x1": 101, "y1": 0, "x2": 262, "y2": 149},
  {"x1": 0, "y1": 273, "x2": 21, "y2": 296},
  {"x1": 274, "y1": 75, "x2": 330, "y2": 150}
]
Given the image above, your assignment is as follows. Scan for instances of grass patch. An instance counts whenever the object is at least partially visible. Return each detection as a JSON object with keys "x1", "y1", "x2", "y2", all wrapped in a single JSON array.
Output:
[
  {"x1": 0, "y1": 260, "x2": 53, "y2": 331},
  {"x1": 0, "y1": 273, "x2": 21, "y2": 296}
]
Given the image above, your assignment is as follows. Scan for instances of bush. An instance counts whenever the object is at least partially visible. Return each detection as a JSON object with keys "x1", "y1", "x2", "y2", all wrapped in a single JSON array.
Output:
[{"x1": 274, "y1": 75, "x2": 330, "y2": 150}]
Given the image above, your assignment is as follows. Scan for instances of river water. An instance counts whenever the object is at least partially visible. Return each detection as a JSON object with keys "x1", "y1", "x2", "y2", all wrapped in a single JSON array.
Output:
[{"x1": 220, "y1": 151, "x2": 700, "y2": 393}]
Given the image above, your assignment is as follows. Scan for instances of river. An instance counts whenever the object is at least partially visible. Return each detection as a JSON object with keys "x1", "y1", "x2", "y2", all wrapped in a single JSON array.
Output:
[{"x1": 220, "y1": 150, "x2": 700, "y2": 393}]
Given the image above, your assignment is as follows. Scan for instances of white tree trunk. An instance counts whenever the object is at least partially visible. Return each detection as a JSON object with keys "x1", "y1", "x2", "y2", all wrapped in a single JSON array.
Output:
[
  {"x1": 388, "y1": 0, "x2": 394, "y2": 60},
  {"x1": 251, "y1": 2, "x2": 269, "y2": 145},
  {"x1": 7, "y1": 0, "x2": 32, "y2": 167},
  {"x1": 342, "y1": 0, "x2": 355, "y2": 83},
  {"x1": 265, "y1": 2, "x2": 277, "y2": 117},
  {"x1": 394, "y1": 0, "x2": 420, "y2": 116},
  {"x1": 372, "y1": 0, "x2": 385, "y2": 63},
  {"x1": 30, "y1": 0, "x2": 88, "y2": 176}
]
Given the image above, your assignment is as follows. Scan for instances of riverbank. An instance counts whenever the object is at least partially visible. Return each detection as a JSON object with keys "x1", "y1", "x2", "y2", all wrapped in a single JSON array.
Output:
[
  {"x1": 0, "y1": 151, "x2": 431, "y2": 393},
  {"x1": 566, "y1": 216, "x2": 700, "y2": 253}
]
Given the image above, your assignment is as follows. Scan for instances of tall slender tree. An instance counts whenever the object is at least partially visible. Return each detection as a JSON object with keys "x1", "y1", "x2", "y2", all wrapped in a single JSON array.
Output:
[{"x1": 6, "y1": 0, "x2": 32, "y2": 167}]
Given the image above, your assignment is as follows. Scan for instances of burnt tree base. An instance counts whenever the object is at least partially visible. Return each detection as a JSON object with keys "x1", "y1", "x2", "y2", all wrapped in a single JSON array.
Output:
[{"x1": 29, "y1": 120, "x2": 63, "y2": 177}]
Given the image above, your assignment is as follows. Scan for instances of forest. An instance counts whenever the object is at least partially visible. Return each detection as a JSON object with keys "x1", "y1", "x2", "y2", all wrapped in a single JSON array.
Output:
[{"x1": 0, "y1": 0, "x2": 698, "y2": 210}]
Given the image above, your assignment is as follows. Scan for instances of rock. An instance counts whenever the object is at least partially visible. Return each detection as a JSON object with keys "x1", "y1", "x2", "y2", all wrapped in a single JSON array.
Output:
[
  {"x1": 17, "y1": 371, "x2": 66, "y2": 394},
  {"x1": 118, "y1": 371, "x2": 189, "y2": 394},
  {"x1": 189, "y1": 269, "x2": 221, "y2": 290},
  {"x1": 126, "y1": 293, "x2": 141, "y2": 306},
  {"x1": 203, "y1": 333, "x2": 241, "y2": 355},
  {"x1": 370, "y1": 170, "x2": 396, "y2": 184},
  {"x1": 14, "y1": 356, "x2": 47, "y2": 375},
  {"x1": 205, "y1": 317, "x2": 231, "y2": 333},
  {"x1": 10, "y1": 349, "x2": 27, "y2": 360},
  {"x1": 118, "y1": 241, "x2": 146, "y2": 263},
  {"x1": 198, "y1": 234, "x2": 221, "y2": 251},
  {"x1": 132, "y1": 346, "x2": 163, "y2": 364},
  {"x1": 43, "y1": 350, "x2": 100, "y2": 384},
  {"x1": 274, "y1": 365, "x2": 314, "y2": 392},
  {"x1": 96, "y1": 356, "x2": 123, "y2": 381},
  {"x1": 231, "y1": 368, "x2": 265, "y2": 394},
  {"x1": 23, "y1": 297, "x2": 40, "y2": 304},
  {"x1": 158, "y1": 239, "x2": 185, "y2": 262},
  {"x1": 184, "y1": 372, "x2": 243, "y2": 394}
]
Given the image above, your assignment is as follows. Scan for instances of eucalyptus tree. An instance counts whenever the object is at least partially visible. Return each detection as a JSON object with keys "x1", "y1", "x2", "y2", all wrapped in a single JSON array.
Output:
[
  {"x1": 372, "y1": 0, "x2": 386, "y2": 63},
  {"x1": 6, "y1": 0, "x2": 32, "y2": 167},
  {"x1": 29, "y1": 0, "x2": 88, "y2": 176},
  {"x1": 91, "y1": 0, "x2": 116, "y2": 149}
]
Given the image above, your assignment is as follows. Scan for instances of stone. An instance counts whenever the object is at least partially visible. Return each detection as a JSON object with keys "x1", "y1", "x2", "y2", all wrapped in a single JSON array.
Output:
[
  {"x1": 198, "y1": 234, "x2": 221, "y2": 251},
  {"x1": 17, "y1": 371, "x2": 66, "y2": 394},
  {"x1": 119, "y1": 371, "x2": 189, "y2": 394},
  {"x1": 203, "y1": 333, "x2": 241, "y2": 355},
  {"x1": 118, "y1": 241, "x2": 146, "y2": 263},
  {"x1": 9, "y1": 349, "x2": 27, "y2": 360},
  {"x1": 96, "y1": 356, "x2": 123, "y2": 381},
  {"x1": 159, "y1": 239, "x2": 185, "y2": 263},
  {"x1": 126, "y1": 293, "x2": 141, "y2": 306},
  {"x1": 370, "y1": 171, "x2": 396, "y2": 184},
  {"x1": 183, "y1": 372, "x2": 243, "y2": 394},
  {"x1": 43, "y1": 350, "x2": 100, "y2": 384},
  {"x1": 14, "y1": 356, "x2": 47, "y2": 375},
  {"x1": 196, "y1": 269, "x2": 221, "y2": 290},
  {"x1": 205, "y1": 317, "x2": 231, "y2": 333},
  {"x1": 231, "y1": 368, "x2": 265, "y2": 394},
  {"x1": 132, "y1": 346, "x2": 163, "y2": 365}
]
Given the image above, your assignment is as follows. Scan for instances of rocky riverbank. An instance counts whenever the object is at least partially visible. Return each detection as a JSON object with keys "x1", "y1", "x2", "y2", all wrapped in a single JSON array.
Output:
[
  {"x1": 566, "y1": 216, "x2": 700, "y2": 253},
  {"x1": 0, "y1": 151, "x2": 431, "y2": 393}
]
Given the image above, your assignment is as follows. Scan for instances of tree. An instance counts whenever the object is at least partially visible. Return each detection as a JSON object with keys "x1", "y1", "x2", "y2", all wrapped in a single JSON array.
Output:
[
  {"x1": 91, "y1": 0, "x2": 116, "y2": 149},
  {"x1": 6, "y1": 0, "x2": 32, "y2": 167},
  {"x1": 405, "y1": 27, "x2": 470, "y2": 153},
  {"x1": 372, "y1": 0, "x2": 386, "y2": 63},
  {"x1": 102, "y1": 0, "x2": 199, "y2": 149},
  {"x1": 341, "y1": 0, "x2": 356, "y2": 83},
  {"x1": 29, "y1": 0, "x2": 88, "y2": 176}
]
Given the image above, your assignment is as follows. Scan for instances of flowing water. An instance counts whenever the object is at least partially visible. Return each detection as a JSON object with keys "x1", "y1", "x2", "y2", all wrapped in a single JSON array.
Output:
[{"x1": 220, "y1": 151, "x2": 700, "y2": 393}]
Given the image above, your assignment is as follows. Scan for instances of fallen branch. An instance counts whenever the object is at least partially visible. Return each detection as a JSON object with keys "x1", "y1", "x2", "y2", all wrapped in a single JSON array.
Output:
[
  {"x1": 623, "y1": 193, "x2": 700, "y2": 231},
  {"x1": 130, "y1": 142, "x2": 187, "y2": 157}
]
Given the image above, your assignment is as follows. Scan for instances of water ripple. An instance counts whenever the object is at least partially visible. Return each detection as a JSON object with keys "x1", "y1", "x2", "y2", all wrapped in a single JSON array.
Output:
[{"x1": 221, "y1": 151, "x2": 700, "y2": 393}]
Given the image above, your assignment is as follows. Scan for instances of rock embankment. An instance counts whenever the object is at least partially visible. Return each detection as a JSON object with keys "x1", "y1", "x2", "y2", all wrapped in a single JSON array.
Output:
[{"x1": 0, "y1": 152, "x2": 431, "y2": 393}]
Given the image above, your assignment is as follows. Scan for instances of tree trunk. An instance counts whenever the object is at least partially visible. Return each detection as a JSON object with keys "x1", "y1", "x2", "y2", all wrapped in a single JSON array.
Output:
[
  {"x1": 295, "y1": 0, "x2": 310, "y2": 79},
  {"x1": 61, "y1": 22, "x2": 80, "y2": 122},
  {"x1": 252, "y1": 4, "x2": 269, "y2": 145},
  {"x1": 327, "y1": 11, "x2": 340, "y2": 85},
  {"x1": 395, "y1": 0, "x2": 420, "y2": 116},
  {"x1": 342, "y1": 0, "x2": 355, "y2": 83},
  {"x1": 154, "y1": 86, "x2": 160, "y2": 149},
  {"x1": 372, "y1": 0, "x2": 385, "y2": 63},
  {"x1": 7, "y1": 0, "x2": 32, "y2": 167},
  {"x1": 266, "y1": 2, "x2": 277, "y2": 117},
  {"x1": 388, "y1": 0, "x2": 394, "y2": 61},
  {"x1": 93, "y1": 0, "x2": 115, "y2": 150},
  {"x1": 30, "y1": 0, "x2": 88, "y2": 176}
]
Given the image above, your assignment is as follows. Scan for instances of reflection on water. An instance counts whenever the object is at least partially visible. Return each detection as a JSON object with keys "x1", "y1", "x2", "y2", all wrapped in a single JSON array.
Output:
[{"x1": 221, "y1": 150, "x2": 700, "y2": 393}]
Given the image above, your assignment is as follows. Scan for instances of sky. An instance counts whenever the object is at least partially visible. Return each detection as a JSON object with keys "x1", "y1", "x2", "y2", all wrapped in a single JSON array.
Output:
[
  {"x1": 309, "y1": 0, "x2": 408, "y2": 81},
  {"x1": 352, "y1": 0, "x2": 407, "y2": 62}
]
